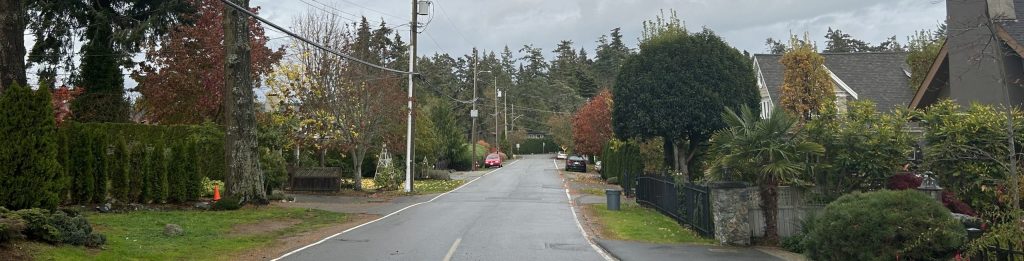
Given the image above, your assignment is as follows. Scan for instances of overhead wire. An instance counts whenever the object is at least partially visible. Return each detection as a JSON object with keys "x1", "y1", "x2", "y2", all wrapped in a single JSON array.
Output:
[{"x1": 219, "y1": 0, "x2": 412, "y2": 75}]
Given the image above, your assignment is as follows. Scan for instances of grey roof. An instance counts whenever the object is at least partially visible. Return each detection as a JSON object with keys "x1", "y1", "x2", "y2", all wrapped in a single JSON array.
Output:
[
  {"x1": 754, "y1": 52, "x2": 915, "y2": 112},
  {"x1": 997, "y1": 0, "x2": 1024, "y2": 44}
]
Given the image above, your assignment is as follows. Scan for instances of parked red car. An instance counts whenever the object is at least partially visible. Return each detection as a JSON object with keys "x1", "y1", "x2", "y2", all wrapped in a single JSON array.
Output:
[{"x1": 484, "y1": 153, "x2": 503, "y2": 168}]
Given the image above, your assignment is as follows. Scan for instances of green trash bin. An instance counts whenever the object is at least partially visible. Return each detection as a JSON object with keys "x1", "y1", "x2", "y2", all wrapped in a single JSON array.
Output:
[{"x1": 605, "y1": 189, "x2": 622, "y2": 211}]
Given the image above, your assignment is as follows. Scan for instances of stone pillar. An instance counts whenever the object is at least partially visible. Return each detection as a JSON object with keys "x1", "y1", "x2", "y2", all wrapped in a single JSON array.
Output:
[{"x1": 710, "y1": 181, "x2": 754, "y2": 246}]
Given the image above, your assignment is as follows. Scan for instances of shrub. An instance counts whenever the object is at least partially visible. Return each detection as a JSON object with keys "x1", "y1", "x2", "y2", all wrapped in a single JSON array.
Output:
[
  {"x1": 108, "y1": 139, "x2": 130, "y2": 202},
  {"x1": 211, "y1": 196, "x2": 241, "y2": 211},
  {"x1": 781, "y1": 234, "x2": 805, "y2": 253},
  {"x1": 803, "y1": 190, "x2": 965, "y2": 261},
  {"x1": 373, "y1": 158, "x2": 404, "y2": 191},
  {"x1": 127, "y1": 144, "x2": 146, "y2": 202},
  {"x1": 201, "y1": 177, "x2": 224, "y2": 198},
  {"x1": 15, "y1": 208, "x2": 61, "y2": 244},
  {"x1": 0, "y1": 83, "x2": 64, "y2": 210},
  {"x1": 0, "y1": 207, "x2": 25, "y2": 244},
  {"x1": 261, "y1": 148, "x2": 288, "y2": 194}
]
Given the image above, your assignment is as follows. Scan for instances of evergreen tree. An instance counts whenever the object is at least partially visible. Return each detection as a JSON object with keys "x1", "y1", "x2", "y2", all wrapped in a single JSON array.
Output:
[
  {"x1": 593, "y1": 28, "x2": 632, "y2": 88},
  {"x1": 824, "y1": 28, "x2": 871, "y2": 53},
  {"x1": 0, "y1": 83, "x2": 63, "y2": 209}
]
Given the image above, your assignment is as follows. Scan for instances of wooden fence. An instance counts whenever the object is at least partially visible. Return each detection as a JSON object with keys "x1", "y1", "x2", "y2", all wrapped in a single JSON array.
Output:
[{"x1": 748, "y1": 186, "x2": 825, "y2": 238}]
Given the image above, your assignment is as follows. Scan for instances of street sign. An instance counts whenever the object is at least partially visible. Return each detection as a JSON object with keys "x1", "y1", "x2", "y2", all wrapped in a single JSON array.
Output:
[
  {"x1": 516, "y1": 143, "x2": 520, "y2": 149},
  {"x1": 471, "y1": 109, "x2": 478, "y2": 118}
]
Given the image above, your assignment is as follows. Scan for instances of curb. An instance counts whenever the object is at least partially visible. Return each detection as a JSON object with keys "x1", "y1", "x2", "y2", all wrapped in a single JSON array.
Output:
[{"x1": 593, "y1": 239, "x2": 625, "y2": 261}]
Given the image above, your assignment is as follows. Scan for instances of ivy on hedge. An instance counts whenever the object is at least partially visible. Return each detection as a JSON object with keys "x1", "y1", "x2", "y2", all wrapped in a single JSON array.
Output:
[{"x1": 58, "y1": 122, "x2": 224, "y2": 204}]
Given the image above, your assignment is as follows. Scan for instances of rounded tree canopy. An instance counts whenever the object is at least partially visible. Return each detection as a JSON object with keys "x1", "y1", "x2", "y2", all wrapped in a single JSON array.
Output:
[{"x1": 612, "y1": 28, "x2": 759, "y2": 141}]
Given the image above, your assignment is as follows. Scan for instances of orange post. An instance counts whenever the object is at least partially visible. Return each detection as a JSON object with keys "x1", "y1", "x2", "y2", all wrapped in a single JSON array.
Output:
[{"x1": 213, "y1": 185, "x2": 221, "y2": 202}]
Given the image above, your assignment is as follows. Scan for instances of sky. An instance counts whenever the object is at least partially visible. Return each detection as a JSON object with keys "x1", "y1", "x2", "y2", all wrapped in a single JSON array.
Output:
[
  {"x1": 255, "y1": 0, "x2": 947, "y2": 58},
  {"x1": 23, "y1": 0, "x2": 948, "y2": 89}
]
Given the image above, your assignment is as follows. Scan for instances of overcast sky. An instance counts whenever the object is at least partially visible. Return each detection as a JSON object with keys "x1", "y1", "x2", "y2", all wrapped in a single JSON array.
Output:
[
  {"x1": 23, "y1": 0, "x2": 948, "y2": 89},
  {"x1": 255, "y1": 0, "x2": 947, "y2": 58}
]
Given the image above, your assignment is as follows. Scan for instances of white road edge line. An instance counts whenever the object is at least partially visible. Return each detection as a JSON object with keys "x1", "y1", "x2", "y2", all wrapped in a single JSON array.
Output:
[
  {"x1": 442, "y1": 237, "x2": 462, "y2": 261},
  {"x1": 555, "y1": 159, "x2": 617, "y2": 261},
  {"x1": 272, "y1": 160, "x2": 520, "y2": 261}
]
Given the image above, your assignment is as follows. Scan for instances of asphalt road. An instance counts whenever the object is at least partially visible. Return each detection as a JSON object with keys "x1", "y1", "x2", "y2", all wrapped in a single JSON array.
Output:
[{"x1": 277, "y1": 154, "x2": 609, "y2": 261}]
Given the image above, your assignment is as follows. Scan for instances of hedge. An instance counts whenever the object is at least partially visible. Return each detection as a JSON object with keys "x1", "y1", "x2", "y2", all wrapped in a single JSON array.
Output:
[
  {"x1": 0, "y1": 84, "x2": 63, "y2": 210},
  {"x1": 600, "y1": 139, "x2": 643, "y2": 181},
  {"x1": 58, "y1": 122, "x2": 224, "y2": 204},
  {"x1": 516, "y1": 138, "x2": 558, "y2": 154}
]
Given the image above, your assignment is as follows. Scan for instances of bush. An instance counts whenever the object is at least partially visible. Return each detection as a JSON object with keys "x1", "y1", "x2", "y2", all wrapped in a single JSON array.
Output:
[
  {"x1": 201, "y1": 177, "x2": 224, "y2": 198},
  {"x1": 14, "y1": 208, "x2": 60, "y2": 243},
  {"x1": 373, "y1": 159, "x2": 404, "y2": 191},
  {"x1": 211, "y1": 196, "x2": 241, "y2": 211},
  {"x1": 0, "y1": 83, "x2": 64, "y2": 210},
  {"x1": 11, "y1": 208, "x2": 105, "y2": 246},
  {"x1": 59, "y1": 122, "x2": 222, "y2": 204},
  {"x1": 781, "y1": 234, "x2": 806, "y2": 253},
  {"x1": 803, "y1": 190, "x2": 965, "y2": 261},
  {"x1": 261, "y1": 148, "x2": 288, "y2": 194},
  {"x1": 0, "y1": 207, "x2": 25, "y2": 244}
]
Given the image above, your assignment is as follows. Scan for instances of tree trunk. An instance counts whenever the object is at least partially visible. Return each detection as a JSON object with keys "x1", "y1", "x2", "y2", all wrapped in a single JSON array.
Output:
[
  {"x1": 672, "y1": 139, "x2": 690, "y2": 180},
  {"x1": 0, "y1": 0, "x2": 28, "y2": 92},
  {"x1": 351, "y1": 149, "x2": 365, "y2": 191},
  {"x1": 759, "y1": 179, "x2": 780, "y2": 245},
  {"x1": 223, "y1": 0, "x2": 266, "y2": 204}
]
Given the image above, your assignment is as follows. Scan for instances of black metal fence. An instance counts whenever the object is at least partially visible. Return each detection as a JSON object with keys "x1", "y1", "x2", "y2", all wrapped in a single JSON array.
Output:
[{"x1": 635, "y1": 175, "x2": 714, "y2": 238}]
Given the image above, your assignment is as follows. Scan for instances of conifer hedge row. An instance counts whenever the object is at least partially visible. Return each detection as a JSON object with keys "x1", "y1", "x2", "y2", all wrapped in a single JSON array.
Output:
[
  {"x1": 600, "y1": 139, "x2": 643, "y2": 182},
  {"x1": 58, "y1": 122, "x2": 223, "y2": 204}
]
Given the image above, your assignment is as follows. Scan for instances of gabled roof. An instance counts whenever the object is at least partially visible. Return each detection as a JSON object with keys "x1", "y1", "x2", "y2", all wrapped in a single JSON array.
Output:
[
  {"x1": 996, "y1": 0, "x2": 1024, "y2": 52},
  {"x1": 754, "y1": 52, "x2": 915, "y2": 112}
]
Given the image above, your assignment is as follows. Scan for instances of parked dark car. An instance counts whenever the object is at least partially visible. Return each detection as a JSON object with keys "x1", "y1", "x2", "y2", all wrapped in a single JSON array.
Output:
[{"x1": 565, "y1": 155, "x2": 587, "y2": 172}]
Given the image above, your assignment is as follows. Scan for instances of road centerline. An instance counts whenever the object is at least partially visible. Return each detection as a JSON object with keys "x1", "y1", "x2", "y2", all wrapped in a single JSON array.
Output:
[{"x1": 442, "y1": 237, "x2": 462, "y2": 261}]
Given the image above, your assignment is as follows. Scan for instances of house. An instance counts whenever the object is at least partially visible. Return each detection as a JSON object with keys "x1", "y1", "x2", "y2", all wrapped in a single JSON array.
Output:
[
  {"x1": 754, "y1": 52, "x2": 916, "y2": 118},
  {"x1": 526, "y1": 130, "x2": 547, "y2": 140},
  {"x1": 910, "y1": 0, "x2": 1024, "y2": 109}
]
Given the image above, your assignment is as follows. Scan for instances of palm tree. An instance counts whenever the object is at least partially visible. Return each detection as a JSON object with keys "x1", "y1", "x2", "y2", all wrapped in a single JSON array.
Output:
[{"x1": 706, "y1": 105, "x2": 823, "y2": 245}]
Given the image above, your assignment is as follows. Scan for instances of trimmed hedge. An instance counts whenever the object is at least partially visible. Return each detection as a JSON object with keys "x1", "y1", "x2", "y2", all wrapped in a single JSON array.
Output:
[
  {"x1": 58, "y1": 122, "x2": 224, "y2": 204},
  {"x1": 0, "y1": 83, "x2": 64, "y2": 210},
  {"x1": 600, "y1": 139, "x2": 642, "y2": 181},
  {"x1": 803, "y1": 190, "x2": 966, "y2": 260},
  {"x1": 516, "y1": 138, "x2": 558, "y2": 154}
]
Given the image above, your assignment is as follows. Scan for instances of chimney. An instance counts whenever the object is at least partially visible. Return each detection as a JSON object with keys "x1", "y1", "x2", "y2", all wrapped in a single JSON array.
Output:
[
  {"x1": 988, "y1": 0, "x2": 1017, "y2": 21},
  {"x1": 944, "y1": 0, "x2": 1020, "y2": 106}
]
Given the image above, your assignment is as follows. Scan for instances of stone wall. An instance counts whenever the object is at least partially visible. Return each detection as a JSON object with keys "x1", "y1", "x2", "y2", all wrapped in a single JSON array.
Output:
[{"x1": 709, "y1": 182, "x2": 755, "y2": 246}]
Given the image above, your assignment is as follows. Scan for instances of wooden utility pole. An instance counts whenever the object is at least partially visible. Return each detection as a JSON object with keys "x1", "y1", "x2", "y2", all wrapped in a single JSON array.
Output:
[
  {"x1": 223, "y1": 0, "x2": 266, "y2": 204},
  {"x1": 404, "y1": 0, "x2": 418, "y2": 192},
  {"x1": 0, "y1": 0, "x2": 27, "y2": 91}
]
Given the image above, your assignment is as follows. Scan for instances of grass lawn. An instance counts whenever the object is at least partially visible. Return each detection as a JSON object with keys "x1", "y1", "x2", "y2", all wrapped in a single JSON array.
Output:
[
  {"x1": 30, "y1": 206, "x2": 347, "y2": 260},
  {"x1": 375, "y1": 179, "x2": 466, "y2": 196},
  {"x1": 410, "y1": 179, "x2": 465, "y2": 194},
  {"x1": 580, "y1": 188, "x2": 605, "y2": 196},
  {"x1": 590, "y1": 202, "x2": 714, "y2": 245}
]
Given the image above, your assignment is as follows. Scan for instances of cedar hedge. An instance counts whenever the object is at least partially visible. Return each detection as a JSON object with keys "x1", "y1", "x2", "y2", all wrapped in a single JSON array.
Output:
[{"x1": 58, "y1": 122, "x2": 224, "y2": 204}]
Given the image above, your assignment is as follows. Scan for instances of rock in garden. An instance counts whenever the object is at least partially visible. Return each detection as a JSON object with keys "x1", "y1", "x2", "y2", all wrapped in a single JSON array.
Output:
[
  {"x1": 193, "y1": 202, "x2": 211, "y2": 210},
  {"x1": 96, "y1": 203, "x2": 112, "y2": 213},
  {"x1": 163, "y1": 224, "x2": 184, "y2": 237}
]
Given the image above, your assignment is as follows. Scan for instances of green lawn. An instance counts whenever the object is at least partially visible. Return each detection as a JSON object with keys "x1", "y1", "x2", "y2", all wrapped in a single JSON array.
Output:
[
  {"x1": 31, "y1": 206, "x2": 347, "y2": 260},
  {"x1": 580, "y1": 188, "x2": 606, "y2": 196},
  {"x1": 590, "y1": 203, "x2": 714, "y2": 244}
]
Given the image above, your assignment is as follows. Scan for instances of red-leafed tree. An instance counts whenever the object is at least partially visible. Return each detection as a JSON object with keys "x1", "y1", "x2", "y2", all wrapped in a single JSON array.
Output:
[
  {"x1": 51, "y1": 84, "x2": 83, "y2": 126},
  {"x1": 131, "y1": 0, "x2": 283, "y2": 124},
  {"x1": 572, "y1": 89, "x2": 613, "y2": 156}
]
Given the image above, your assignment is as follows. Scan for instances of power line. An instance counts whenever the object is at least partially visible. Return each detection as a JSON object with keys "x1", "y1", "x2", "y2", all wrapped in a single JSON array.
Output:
[
  {"x1": 431, "y1": 0, "x2": 474, "y2": 47},
  {"x1": 219, "y1": 0, "x2": 412, "y2": 75}
]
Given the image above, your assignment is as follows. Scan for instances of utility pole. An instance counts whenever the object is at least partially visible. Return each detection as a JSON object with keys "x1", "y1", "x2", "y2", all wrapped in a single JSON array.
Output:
[
  {"x1": 494, "y1": 77, "x2": 500, "y2": 152},
  {"x1": 403, "y1": 0, "x2": 420, "y2": 192},
  {"x1": 504, "y1": 88, "x2": 508, "y2": 140},
  {"x1": 471, "y1": 50, "x2": 479, "y2": 170}
]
